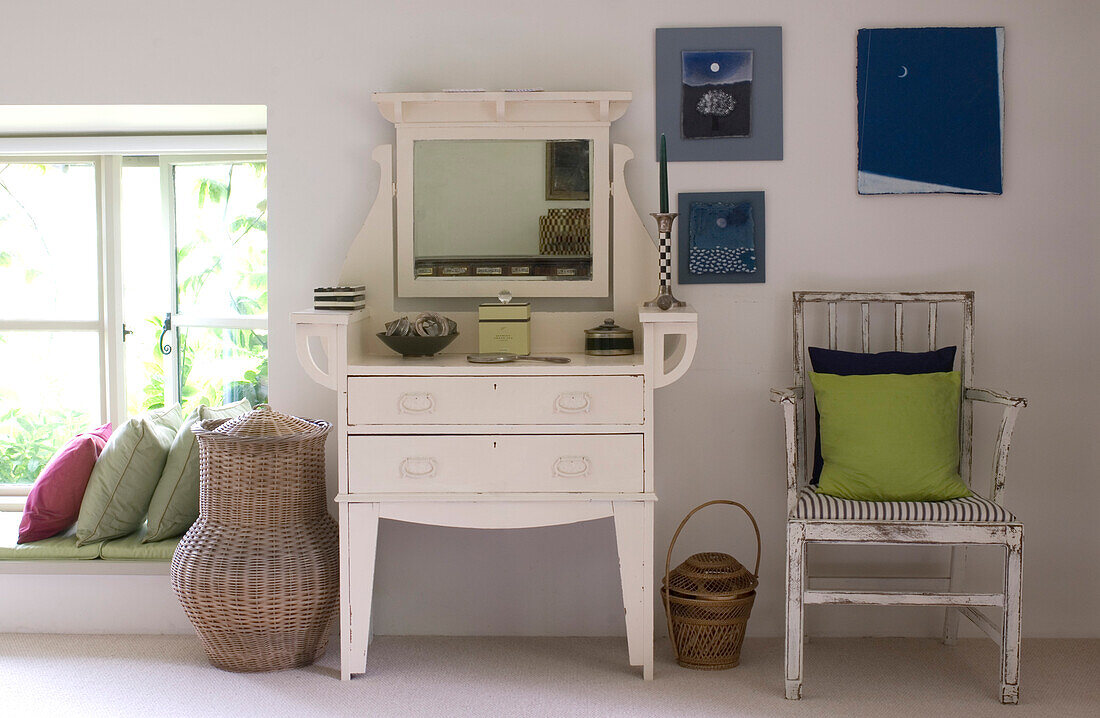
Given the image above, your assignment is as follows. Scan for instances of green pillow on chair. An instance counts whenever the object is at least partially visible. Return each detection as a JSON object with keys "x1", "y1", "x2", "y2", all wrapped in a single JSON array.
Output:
[
  {"x1": 144, "y1": 399, "x2": 252, "y2": 543},
  {"x1": 75, "y1": 405, "x2": 182, "y2": 546},
  {"x1": 809, "y1": 371, "x2": 971, "y2": 502}
]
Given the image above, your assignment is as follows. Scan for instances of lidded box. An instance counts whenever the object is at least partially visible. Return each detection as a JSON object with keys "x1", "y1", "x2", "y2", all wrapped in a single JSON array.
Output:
[
  {"x1": 478, "y1": 293, "x2": 531, "y2": 355},
  {"x1": 584, "y1": 318, "x2": 634, "y2": 356}
]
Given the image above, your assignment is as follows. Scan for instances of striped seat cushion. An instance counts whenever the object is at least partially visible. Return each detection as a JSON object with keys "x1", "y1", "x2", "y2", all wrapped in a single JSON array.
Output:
[{"x1": 795, "y1": 487, "x2": 1015, "y2": 522}]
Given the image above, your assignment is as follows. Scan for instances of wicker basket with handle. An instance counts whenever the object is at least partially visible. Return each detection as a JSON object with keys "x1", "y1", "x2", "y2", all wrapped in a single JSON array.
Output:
[
  {"x1": 661, "y1": 500, "x2": 761, "y2": 670},
  {"x1": 171, "y1": 405, "x2": 337, "y2": 672}
]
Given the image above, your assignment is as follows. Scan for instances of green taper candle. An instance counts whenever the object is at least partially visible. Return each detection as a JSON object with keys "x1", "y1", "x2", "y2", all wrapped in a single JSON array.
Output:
[{"x1": 659, "y1": 134, "x2": 668, "y2": 213}]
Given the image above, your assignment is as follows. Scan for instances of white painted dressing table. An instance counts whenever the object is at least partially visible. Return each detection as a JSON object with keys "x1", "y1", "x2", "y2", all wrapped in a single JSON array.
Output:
[{"x1": 293, "y1": 91, "x2": 698, "y2": 680}]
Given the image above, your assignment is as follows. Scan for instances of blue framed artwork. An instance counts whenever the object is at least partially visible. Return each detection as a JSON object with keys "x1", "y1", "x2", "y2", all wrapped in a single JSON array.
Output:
[
  {"x1": 857, "y1": 27, "x2": 1005, "y2": 195},
  {"x1": 678, "y1": 192, "x2": 765, "y2": 284},
  {"x1": 657, "y1": 27, "x2": 783, "y2": 161}
]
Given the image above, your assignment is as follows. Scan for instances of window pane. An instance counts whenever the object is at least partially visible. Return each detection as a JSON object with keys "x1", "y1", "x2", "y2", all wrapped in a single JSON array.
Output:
[
  {"x1": 177, "y1": 327, "x2": 267, "y2": 412},
  {"x1": 173, "y1": 162, "x2": 267, "y2": 317},
  {"x1": 121, "y1": 164, "x2": 171, "y2": 415},
  {"x1": 0, "y1": 332, "x2": 102, "y2": 485},
  {"x1": 0, "y1": 162, "x2": 98, "y2": 320}
]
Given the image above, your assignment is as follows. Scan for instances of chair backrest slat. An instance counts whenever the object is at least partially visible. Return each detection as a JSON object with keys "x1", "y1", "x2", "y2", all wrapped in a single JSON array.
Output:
[
  {"x1": 828, "y1": 302, "x2": 838, "y2": 350},
  {"x1": 791, "y1": 291, "x2": 975, "y2": 488},
  {"x1": 861, "y1": 302, "x2": 870, "y2": 352},
  {"x1": 894, "y1": 303, "x2": 904, "y2": 350},
  {"x1": 928, "y1": 302, "x2": 938, "y2": 350}
]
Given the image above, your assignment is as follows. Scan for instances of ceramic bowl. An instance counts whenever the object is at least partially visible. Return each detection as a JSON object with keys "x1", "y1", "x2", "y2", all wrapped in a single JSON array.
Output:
[{"x1": 376, "y1": 332, "x2": 458, "y2": 357}]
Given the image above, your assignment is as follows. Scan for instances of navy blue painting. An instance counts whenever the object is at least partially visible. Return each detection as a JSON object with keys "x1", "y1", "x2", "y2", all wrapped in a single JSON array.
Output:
[
  {"x1": 678, "y1": 191, "x2": 765, "y2": 284},
  {"x1": 856, "y1": 27, "x2": 1004, "y2": 195},
  {"x1": 681, "y1": 50, "x2": 752, "y2": 139}
]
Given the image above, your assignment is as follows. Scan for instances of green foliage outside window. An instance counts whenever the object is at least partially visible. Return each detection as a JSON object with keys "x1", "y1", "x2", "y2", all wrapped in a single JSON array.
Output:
[{"x1": 0, "y1": 160, "x2": 267, "y2": 485}]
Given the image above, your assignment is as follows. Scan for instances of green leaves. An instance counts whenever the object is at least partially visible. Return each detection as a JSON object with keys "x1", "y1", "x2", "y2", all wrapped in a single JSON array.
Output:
[
  {"x1": 196, "y1": 178, "x2": 228, "y2": 208},
  {"x1": 0, "y1": 407, "x2": 92, "y2": 485}
]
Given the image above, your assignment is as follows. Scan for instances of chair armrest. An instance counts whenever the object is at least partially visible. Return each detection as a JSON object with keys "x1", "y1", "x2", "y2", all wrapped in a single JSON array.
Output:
[
  {"x1": 966, "y1": 387, "x2": 1028, "y2": 408},
  {"x1": 966, "y1": 388, "x2": 1028, "y2": 504},
  {"x1": 770, "y1": 386, "x2": 804, "y2": 515},
  {"x1": 770, "y1": 385, "x2": 803, "y2": 403}
]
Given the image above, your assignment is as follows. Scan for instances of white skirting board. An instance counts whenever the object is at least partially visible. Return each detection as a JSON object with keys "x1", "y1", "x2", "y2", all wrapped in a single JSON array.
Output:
[{"x1": 0, "y1": 574, "x2": 192, "y2": 634}]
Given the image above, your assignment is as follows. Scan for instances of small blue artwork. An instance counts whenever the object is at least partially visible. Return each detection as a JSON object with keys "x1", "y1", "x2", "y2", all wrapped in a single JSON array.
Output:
[
  {"x1": 857, "y1": 27, "x2": 1005, "y2": 195},
  {"x1": 678, "y1": 191, "x2": 765, "y2": 284}
]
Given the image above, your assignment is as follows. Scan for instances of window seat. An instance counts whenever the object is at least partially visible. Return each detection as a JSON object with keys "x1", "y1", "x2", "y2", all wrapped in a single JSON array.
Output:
[{"x1": 0, "y1": 511, "x2": 180, "y2": 564}]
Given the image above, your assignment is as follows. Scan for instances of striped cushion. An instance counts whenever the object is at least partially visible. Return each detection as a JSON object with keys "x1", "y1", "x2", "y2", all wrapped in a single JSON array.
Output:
[{"x1": 795, "y1": 487, "x2": 1015, "y2": 522}]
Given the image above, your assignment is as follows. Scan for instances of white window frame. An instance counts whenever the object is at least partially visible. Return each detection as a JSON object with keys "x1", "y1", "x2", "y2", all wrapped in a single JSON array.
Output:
[
  {"x1": 0, "y1": 155, "x2": 109, "y2": 504},
  {"x1": 158, "y1": 154, "x2": 268, "y2": 406},
  {"x1": 0, "y1": 138, "x2": 266, "y2": 500}
]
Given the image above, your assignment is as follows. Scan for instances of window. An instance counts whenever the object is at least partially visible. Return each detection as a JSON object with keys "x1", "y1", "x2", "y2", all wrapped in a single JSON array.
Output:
[
  {"x1": 0, "y1": 159, "x2": 104, "y2": 490},
  {"x1": 0, "y1": 150, "x2": 267, "y2": 490},
  {"x1": 122, "y1": 157, "x2": 268, "y2": 415}
]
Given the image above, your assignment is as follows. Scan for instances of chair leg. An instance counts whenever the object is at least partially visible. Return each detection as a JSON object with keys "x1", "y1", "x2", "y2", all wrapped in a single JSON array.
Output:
[
  {"x1": 1001, "y1": 527, "x2": 1023, "y2": 704},
  {"x1": 785, "y1": 521, "x2": 806, "y2": 700},
  {"x1": 943, "y1": 545, "x2": 967, "y2": 645}
]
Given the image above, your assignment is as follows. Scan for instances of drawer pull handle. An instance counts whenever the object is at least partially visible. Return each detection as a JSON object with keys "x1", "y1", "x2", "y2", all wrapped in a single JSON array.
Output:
[
  {"x1": 553, "y1": 456, "x2": 590, "y2": 479},
  {"x1": 554, "y1": 392, "x2": 591, "y2": 414},
  {"x1": 400, "y1": 458, "x2": 438, "y2": 479},
  {"x1": 398, "y1": 392, "x2": 435, "y2": 414}
]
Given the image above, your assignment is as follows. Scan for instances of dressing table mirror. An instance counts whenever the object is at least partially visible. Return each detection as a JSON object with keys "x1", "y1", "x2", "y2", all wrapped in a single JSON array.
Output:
[
  {"x1": 404, "y1": 136, "x2": 604, "y2": 295},
  {"x1": 292, "y1": 91, "x2": 698, "y2": 681}
]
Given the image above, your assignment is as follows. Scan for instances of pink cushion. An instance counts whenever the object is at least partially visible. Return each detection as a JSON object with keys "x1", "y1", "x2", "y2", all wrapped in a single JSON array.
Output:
[{"x1": 18, "y1": 423, "x2": 112, "y2": 544}]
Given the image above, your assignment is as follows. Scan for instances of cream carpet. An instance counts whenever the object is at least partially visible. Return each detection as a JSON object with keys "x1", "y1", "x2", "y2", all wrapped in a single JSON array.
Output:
[{"x1": 1, "y1": 635, "x2": 1096, "y2": 717}]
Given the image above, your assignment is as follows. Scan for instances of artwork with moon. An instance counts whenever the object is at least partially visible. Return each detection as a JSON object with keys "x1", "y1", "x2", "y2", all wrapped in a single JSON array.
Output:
[
  {"x1": 677, "y1": 191, "x2": 766, "y2": 284},
  {"x1": 856, "y1": 27, "x2": 1005, "y2": 195},
  {"x1": 656, "y1": 26, "x2": 782, "y2": 162},
  {"x1": 681, "y1": 50, "x2": 752, "y2": 139}
]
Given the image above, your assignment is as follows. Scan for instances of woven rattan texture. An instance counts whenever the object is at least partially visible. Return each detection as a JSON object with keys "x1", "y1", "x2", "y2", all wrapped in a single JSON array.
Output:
[
  {"x1": 661, "y1": 590, "x2": 756, "y2": 669},
  {"x1": 171, "y1": 410, "x2": 337, "y2": 673},
  {"x1": 666, "y1": 552, "x2": 758, "y2": 599},
  {"x1": 662, "y1": 501, "x2": 761, "y2": 670}
]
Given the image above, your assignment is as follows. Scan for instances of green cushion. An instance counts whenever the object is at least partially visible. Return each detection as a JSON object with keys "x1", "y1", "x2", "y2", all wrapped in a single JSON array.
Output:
[
  {"x1": 0, "y1": 511, "x2": 103, "y2": 559},
  {"x1": 810, "y1": 371, "x2": 971, "y2": 502},
  {"x1": 75, "y1": 405, "x2": 182, "y2": 546},
  {"x1": 201, "y1": 398, "x2": 252, "y2": 421},
  {"x1": 101, "y1": 523, "x2": 180, "y2": 560},
  {"x1": 144, "y1": 400, "x2": 251, "y2": 543}
]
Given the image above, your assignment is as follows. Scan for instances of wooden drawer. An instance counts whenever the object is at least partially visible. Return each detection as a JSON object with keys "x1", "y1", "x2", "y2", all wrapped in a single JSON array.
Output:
[
  {"x1": 348, "y1": 434, "x2": 643, "y2": 493},
  {"x1": 347, "y1": 375, "x2": 643, "y2": 425}
]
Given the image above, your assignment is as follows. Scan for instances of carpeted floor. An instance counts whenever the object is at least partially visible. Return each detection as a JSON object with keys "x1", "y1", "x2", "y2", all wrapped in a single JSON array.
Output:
[{"x1": 1, "y1": 634, "x2": 1097, "y2": 717}]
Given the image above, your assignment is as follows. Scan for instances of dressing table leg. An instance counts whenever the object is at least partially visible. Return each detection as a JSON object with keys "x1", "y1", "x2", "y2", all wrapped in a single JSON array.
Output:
[
  {"x1": 344, "y1": 502, "x2": 380, "y2": 680},
  {"x1": 613, "y1": 500, "x2": 654, "y2": 679}
]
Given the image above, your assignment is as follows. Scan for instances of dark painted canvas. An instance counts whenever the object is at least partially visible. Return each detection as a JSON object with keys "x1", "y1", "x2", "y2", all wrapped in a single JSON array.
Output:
[
  {"x1": 857, "y1": 27, "x2": 1005, "y2": 195},
  {"x1": 656, "y1": 27, "x2": 782, "y2": 161},
  {"x1": 678, "y1": 191, "x2": 765, "y2": 284},
  {"x1": 681, "y1": 51, "x2": 752, "y2": 139}
]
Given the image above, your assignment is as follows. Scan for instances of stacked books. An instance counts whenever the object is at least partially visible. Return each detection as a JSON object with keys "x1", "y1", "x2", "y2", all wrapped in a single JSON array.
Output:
[{"x1": 314, "y1": 285, "x2": 366, "y2": 310}]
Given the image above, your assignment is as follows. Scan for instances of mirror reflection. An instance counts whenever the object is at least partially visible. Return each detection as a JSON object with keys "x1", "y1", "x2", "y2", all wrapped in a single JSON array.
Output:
[{"x1": 413, "y1": 139, "x2": 592, "y2": 280}]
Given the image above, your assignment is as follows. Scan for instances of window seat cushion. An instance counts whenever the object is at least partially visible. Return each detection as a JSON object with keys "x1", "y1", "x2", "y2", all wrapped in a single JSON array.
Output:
[
  {"x1": 0, "y1": 511, "x2": 103, "y2": 560},
  {"x1": 100, "y1": 524, "x2": 181, "y2": 561},
  {"x1": 0, "y1": 512, "x2": 179, "y2": 561}
]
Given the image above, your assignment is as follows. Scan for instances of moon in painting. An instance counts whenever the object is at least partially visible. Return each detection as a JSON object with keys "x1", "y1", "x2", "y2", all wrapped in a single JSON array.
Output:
[{"x1": 898, "y1": 65, "x2": 909, "y2": 78}]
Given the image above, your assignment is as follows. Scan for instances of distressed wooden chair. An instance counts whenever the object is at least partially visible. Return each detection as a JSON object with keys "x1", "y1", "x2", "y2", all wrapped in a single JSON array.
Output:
[{"x1": 771, "y1": 292, "x2": 1027, "y2": 704}]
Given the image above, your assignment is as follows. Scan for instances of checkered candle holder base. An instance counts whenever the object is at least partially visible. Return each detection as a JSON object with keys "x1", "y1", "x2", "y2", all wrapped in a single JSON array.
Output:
[{"x1": 644, "y1": 213, "x2": 686, "y2": 310}]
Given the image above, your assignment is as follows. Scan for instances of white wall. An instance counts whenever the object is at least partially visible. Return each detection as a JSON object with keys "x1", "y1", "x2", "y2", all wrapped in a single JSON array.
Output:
[{"x1": 1, "y1": 0, "x2": 1096, "y2": 638}]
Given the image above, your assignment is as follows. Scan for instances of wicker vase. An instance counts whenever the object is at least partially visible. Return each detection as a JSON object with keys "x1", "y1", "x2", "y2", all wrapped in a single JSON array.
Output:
[{"x1": 171, "y1": 405, "x2": 338, "y2": 672}]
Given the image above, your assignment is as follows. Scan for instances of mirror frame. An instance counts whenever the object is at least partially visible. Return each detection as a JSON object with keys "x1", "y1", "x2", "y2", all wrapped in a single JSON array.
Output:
[{"x1": 395, "y1": 125, "x2": 610, "y2": 298}]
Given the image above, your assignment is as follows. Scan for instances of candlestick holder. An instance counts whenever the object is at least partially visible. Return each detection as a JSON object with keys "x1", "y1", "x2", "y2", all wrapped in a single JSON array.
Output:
[{"x1": 644, "y1": 212, "x2": 686, "y2": 310}]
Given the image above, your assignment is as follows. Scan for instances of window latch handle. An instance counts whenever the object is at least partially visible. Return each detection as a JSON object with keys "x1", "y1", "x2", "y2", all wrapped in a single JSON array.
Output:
[
  {"x1": 159, "y1": 313, "x2": 173, "y2": 355},
  {"x1": 122, "y1": 324, "x2": 134, "y2": 342}
]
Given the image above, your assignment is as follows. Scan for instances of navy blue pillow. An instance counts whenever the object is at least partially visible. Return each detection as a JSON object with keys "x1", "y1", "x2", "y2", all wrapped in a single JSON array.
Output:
[{"x1": 807, "y1": 346, "x2": 957, "y2": 484}]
